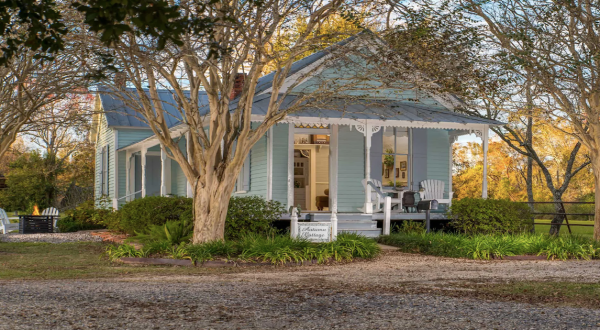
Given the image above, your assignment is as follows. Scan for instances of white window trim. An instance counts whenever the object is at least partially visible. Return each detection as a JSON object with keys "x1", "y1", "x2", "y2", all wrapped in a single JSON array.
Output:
[
  {"x1": 382, "y1": 128, "x2": 411, "y2": 188},
  {"x1": 101, "y1": 145, "x2": 109, "y2": 195},
  {"x1": 235, "y1": 150, "x2": 251, "y2": 193}
]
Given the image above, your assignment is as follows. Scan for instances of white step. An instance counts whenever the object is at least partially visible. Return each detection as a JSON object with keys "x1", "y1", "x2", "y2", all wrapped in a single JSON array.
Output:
[{"x1": 337, "y1": 228, "x2": 382, "y2": 238}]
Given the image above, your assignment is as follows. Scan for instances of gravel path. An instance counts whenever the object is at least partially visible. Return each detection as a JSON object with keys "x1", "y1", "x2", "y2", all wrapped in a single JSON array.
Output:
[
  {"x1": 0, "y1": 278, "x2": 599, "y2": 329},
  {"x1": 1, "y1": 251, "x2": 600, "y2": 329},
  {"x1": 0, "y1": 232, "x2": 103, "y2": 243}
]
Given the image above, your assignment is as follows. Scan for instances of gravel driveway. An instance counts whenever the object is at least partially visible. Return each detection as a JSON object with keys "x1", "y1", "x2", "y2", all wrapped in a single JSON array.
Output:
[{"x1": 1, "y1": 251, "x2": 600, "y2": 329}]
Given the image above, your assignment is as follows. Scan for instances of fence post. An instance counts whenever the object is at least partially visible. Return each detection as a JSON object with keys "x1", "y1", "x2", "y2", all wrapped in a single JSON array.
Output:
[
  {"x1": 562, "y1": 202, "x2": 572, "y2": 234},
  {"x1": 290, "y1": 207, "x2": 298, "y2": 239}
]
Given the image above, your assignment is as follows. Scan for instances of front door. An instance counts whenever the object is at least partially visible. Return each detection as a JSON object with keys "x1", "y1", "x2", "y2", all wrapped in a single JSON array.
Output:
[{"x1": 293, "y1": 131, "x2": 330, "y2": 211}]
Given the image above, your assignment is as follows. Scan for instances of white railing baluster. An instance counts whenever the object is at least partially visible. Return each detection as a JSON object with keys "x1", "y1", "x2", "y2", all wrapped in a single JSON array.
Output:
[{"x1": 383, "y1": 196, "x2": 391, "y2": 235}]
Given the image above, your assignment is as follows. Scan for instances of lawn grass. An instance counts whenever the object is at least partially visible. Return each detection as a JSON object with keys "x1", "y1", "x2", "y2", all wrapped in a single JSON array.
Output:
[
  {"x1": 534, "y1": 219, "x2": 594, "y2": 237},
  {"x1": 0, "y1": 242, "x2": 241, "y2": 281}
]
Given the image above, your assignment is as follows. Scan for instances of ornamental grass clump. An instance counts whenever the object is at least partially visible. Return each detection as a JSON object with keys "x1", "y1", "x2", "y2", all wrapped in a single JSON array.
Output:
[
  {"x1": 378, "y1": 232, "x2": 600, "y2": 261},
  {"x1": 105, "y1": 232, "x2": 381, "y2": 265},
  {"x1": 105, "y1": 244, "x2": 149, "y2": 261}
]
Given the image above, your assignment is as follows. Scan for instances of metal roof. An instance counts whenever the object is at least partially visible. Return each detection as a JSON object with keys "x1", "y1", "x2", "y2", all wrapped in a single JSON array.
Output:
[
  {"x1": 232, "y1": 93, "x2": 504, "y2": 126},
  {"x1": 99, "y1": 89, "x2": 209, "y2": 128},
  {"x1": 99, "y1": 31, "x2": 502, "y2": 128}
]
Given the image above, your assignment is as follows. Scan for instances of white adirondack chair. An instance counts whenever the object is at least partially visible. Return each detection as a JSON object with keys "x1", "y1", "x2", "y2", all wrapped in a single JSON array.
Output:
[
  {"x1": 42, "y1": 207, "x2": 60, "y2": 230},
  {"x1": 359, "y1": 179, "x2": 401, "y2": 213},
  {"x1": 419, "y1": 180, "x2": 454, "y2": 206},
  {"x1": 0, "y1": 208, "x2": 18, "y2": 234}
]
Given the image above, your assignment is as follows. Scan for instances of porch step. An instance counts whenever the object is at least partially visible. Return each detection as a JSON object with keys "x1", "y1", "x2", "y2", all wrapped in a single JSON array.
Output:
[
  {"x1": 310, "y1": 213, "x2": 373, "y2": 222},
  {"x1": 337, "y1": 228, "x2": 382, "y2": 238},
  {"x1": 337, "y1": 220, "x2": 377, "y2": 230}
]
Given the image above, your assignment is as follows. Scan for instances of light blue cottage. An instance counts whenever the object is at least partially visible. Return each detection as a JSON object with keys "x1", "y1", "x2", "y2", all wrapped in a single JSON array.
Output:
[{"x1": 92, "y1": 34, "x2": 502, "y2": 236}]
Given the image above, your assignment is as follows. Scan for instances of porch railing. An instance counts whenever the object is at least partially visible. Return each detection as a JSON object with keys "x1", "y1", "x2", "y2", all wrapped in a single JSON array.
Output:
[
  {"x1": 367, "y1": 181, "x2": 391, "y2": 235},
  {"x1": 117, "y1": 190, "x2": 142, "y2": 201}
]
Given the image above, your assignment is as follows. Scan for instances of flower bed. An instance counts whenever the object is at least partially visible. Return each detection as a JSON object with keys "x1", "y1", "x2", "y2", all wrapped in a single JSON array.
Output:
[{"x1": 106, "y1": 232, "x2": 381, "y2": 265}]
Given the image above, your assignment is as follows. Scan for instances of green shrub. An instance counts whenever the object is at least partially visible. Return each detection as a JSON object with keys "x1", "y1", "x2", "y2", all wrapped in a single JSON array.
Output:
[
  {"x1": 448, "y1": 198, "x2": 532, "y2": 235},
  {"x1": 134, "y1": 219, "x2": 193, "y2": 245},
  {"x1": 225, "y1": 196, "x2": 286, "y2": 240},
  {"x1": 114, "y1": 196, "x2": 193, "y2": 235},
  {"x1": 394, "y1": 220, "x2": 426, "y2": 234},
  {"x1": 56, "y1": 200, "x2": 109, "y2": 233}
]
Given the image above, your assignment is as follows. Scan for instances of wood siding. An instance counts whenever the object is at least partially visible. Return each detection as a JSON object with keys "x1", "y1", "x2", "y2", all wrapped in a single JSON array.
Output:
[
  {"x1": 337, "y1": 126, "x2": 365, "y2": 212},
  {"x1": 426, "y1": 129, "x2": 450, "y2": 198},
  {"x1": 234, "y1": 124, "x2": 268, "y2": 199},
  {"x1": 272, "y1": 124, "x2": 289, "y2": 206},
  {"x1": 95, "y1": 116, "x2": 115, "y2": 203},
  {"x1": 411, "y1": 129, "x2": 428, "y2": 192},
  {"x1": 170, "y1": 138, "x2": 188, "y2": 197}
]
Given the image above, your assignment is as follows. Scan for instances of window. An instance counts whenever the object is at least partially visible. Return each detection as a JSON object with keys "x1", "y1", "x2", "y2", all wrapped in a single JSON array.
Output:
[
  {"x1": 382, "y1": 128, "x2": 410, "y2": 187},
  {"x1": 236, "y1": 151, "x2": 251, "y2": 193},
  {"x1": 100, "y1": 146, "x2": 109, "y2": 195}
]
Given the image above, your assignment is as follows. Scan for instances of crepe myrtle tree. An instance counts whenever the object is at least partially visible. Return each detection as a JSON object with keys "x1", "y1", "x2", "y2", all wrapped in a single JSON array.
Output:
[
  {"x1": 459, "y1": 0, "x2": 600, "y2": 240},
  {"x1": 92, "y1": 0, "x2": 417, "y2": 243},
  {"x1": 0, "y1": 50, "x2": 88, "y2": 162}
]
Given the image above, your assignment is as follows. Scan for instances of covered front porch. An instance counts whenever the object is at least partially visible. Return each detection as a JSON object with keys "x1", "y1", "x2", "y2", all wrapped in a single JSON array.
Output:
[{"x1": 113, "y1": 111, "x2": 497, "y2": 237}]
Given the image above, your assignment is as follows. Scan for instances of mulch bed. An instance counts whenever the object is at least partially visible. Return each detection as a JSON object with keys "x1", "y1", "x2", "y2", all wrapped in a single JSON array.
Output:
[
  {"x1": 91, "y1": 231, "x2": 144, "y2": 250},
  {"x1": 500, "y1": 255, "x2": 548, "y2": 260}
]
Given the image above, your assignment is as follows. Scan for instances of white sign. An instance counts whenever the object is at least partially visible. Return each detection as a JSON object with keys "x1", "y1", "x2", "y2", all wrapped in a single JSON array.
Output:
[{"x1": 297, "y1": 222, "x2": 331, "y2": 242}]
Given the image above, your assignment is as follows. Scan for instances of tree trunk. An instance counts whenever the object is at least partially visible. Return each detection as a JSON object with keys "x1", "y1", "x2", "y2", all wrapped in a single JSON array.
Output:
[
  {"x1": 526, "y1": 156, "x2": 535, "y2": 232},
  {"x1": 548, "y1": 196, "x2": 566, "y2": 236},
  {"x1": 525, "y1": 104, "x2": 534, "y2": 232},
  {"x1": 593, "y1": 159, "x2": 600, "y2": 241},
  {"x1": 191, "y1": 176, "x2": 237, "y2": 244}
]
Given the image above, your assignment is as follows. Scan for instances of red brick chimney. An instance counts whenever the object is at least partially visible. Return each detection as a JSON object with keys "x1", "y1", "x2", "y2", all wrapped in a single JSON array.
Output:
[{"x1": 230, "y1": 73, "x2": 246, "y2": 100}]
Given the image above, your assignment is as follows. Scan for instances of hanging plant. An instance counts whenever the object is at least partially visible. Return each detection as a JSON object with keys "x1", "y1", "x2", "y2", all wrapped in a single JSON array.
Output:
[{"x1": 383, "y1": 148, "x2": 394, "y2": 168}]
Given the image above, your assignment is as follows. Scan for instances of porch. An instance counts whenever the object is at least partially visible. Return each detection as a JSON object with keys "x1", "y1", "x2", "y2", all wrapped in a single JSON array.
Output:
[
  {"x1": 113, "y1": 115, "x2": 497, "y2": 237},
  {"x1": 280, "y1": 211, "x2": 449, "y2": 237}
]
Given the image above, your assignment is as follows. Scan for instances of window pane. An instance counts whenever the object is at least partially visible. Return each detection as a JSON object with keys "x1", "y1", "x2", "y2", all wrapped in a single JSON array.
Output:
[
  {"x1": 382, "y1": 130, "x2": 395, "y2": 154},
  {"x1": 395, "y1": 128, "x2": 409, "y2": 154},
  {"x1": 395, "y1": 154, "x2": 409, "y2": 187},
  {"x1": 382, "y1": 153, "x2": 395, "y2": 186}
]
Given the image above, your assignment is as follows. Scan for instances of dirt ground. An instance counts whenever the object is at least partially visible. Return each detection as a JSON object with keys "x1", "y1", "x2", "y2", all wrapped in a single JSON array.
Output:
[{"x1": 2, "y1": 250, "x2": 600, "y2": 329}]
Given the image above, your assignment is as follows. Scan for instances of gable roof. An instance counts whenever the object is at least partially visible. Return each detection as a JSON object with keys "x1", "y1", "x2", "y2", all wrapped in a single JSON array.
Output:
[
  {"x1": 254, "y1": 34, "x2": 359, "y2": 95},
  {"x1": 97, "y1": 32, "x2": 503, "y2": 129}
]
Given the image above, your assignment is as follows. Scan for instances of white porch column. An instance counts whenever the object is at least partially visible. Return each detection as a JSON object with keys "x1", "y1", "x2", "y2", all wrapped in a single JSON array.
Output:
[
  {"x1": 141, "y1": 147, "x2": 147, "y2": 198},
  {"x1": 160, "y1": 144, "x2": 172, "y2": 196},
  {"x1": 287, "y1": 124, "x2": 295, "y2": 209},
  {"x1": 449, "y1": 135, "x2": 457, "y2": 200},
  {"x1": 329, "y1": 125, "x2": 339, "y2": 240},
  {"x1": 266, "y1": 127, "x2": 273, "y2": 201},
  {"x1": 125, "y1": 150, "x2": 131, "y2": 202},
  {"x1": 481, "y1": 125, "x2": 489, "y2": 199},
  {"x1": 186, "y1": 132, "x2": 193, "y2": 198},
  {"x1": 355, "y1": 122, "x2": 382, "y2": 214},
  {"x1": 112, "y1": 131, "x2": 119, "y2": 209}
]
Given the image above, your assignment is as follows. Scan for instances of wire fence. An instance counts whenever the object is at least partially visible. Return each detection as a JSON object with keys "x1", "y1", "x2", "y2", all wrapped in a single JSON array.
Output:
[{"x1": 520, "y1": 201, "x2": 595, "y2": 234}]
